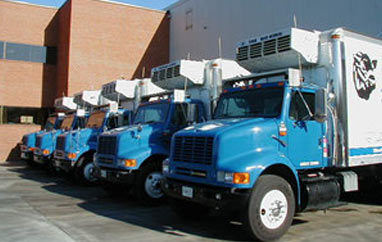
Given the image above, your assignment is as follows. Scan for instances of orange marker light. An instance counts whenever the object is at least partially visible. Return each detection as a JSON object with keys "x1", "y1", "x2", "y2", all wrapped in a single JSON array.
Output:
[
  {"x1": 124, "y1": 159, "x2": 137, "y2": 167},
  {"x1": 68, "y1": 153, "x2": 77, "y2": 159},
  {"x1": 233, "y1": 173, "x2": 250, "y2": 184},
  {"x1": 43, "y1": 149, "x2": 50, "y2": 155}
]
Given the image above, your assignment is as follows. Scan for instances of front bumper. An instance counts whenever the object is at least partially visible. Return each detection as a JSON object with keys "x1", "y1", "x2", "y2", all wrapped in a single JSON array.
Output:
[
  {"x1": 53, "y1": 158, "x2": 73, "y2": 172},
  {"x1": 33, "y1": 154, "x2": 50, "y2": 165},
  {"x1": 93, "y1": 166, "x2": 135, "y2": 185},
  {"x1": 20, "y1": 151, "x2": 33, "y2": 160},
  {"x1": 162, "y1": 178, "x2": 250, "y2": 211}
]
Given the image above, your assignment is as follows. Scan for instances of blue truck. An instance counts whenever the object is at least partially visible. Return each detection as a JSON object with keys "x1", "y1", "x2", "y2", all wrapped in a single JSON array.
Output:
[
  {"x1": 20, "y1": 113, "x2": 64, "y2": 163},
  {"x1": 94, "y1": 63, "x2": 249, "y2": 205},
  {"x1": 162, "y1": 28, "x2": 382, "y2": 241},
  {"x1": 53, "y1": 85, "x2": 133, "y2": 184},
  {"x1": 33, "y1": 109, "x2": 87, "y2": 168}
]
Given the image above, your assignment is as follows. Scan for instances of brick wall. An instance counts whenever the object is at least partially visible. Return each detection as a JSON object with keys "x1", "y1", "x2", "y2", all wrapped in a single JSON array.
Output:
[
  {"x1": 66, "y1": 0, "x2": 169, "y2": 95},
  {"x1": 0, "y1": 124, "x2": 40, "y2": 162},
  {"x1": 0, "y1": 0, "x2": 59, "y2": 107}
]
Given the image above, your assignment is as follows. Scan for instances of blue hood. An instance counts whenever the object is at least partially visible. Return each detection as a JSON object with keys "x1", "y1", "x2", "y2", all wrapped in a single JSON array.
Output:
[
  {"x1": 174, "y1": 118, "x2": 280, "y2": 173},
  {"x1": 36, "y1": 129, "x2": 63, "y2": 153},
  {"x1": 23, "y1": 130, "x2": 43, "y2": 147},
  {"x1": 99, "y1": 122, "x2": 166, "y2": 164}
]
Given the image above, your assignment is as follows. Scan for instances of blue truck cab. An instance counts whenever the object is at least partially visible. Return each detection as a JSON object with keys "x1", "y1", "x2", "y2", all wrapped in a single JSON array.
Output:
[
  {"x1": 20, "y1": 114, "x2": 64, "y2": 162},
  {"x1": 53, "y1": 107, "x2": 132, "y2": 184},
  {"x1": 162, "y1": 69, "x2": 328, "y2": 241},
  {"x1": 94, "y1": 97, "x2": 206, "y2": 204},
  {"x1": 33, "y1": 111, "x2": 87, "y2": 166}
]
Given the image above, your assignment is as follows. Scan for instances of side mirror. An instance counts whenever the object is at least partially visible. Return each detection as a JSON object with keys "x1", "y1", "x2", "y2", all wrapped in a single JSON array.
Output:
[
  {"x1": 186, "y1": 103, "x2": 197, "y2": 124},
  {"x1": 314, "y1": 89, "x2": 327, "y2": 123}
]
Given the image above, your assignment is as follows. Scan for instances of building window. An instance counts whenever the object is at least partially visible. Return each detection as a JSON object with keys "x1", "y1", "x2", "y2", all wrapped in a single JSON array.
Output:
[
  {"x1": 2, "y1": 41, "x2": 56, "y2": 64},
  {"x1": 185, "y1": 9, "x2": 193, "y2": 30},
  {"x1": 0, "y1": 106, "x2": 52, "y2": 125},
  {"x1": 0, "y1": 41, "x2": 3, "y2": 59}
]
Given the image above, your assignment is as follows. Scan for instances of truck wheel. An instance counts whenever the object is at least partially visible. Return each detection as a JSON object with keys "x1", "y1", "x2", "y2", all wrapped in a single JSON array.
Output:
[
  {"x1": 243, "y1": 175, "x2": 295, "y2": 241},
  {"x1": 134, "y1": 161, "x2": 165, "y2": 206},
  {"x1": 169, "y1": 197, "x2": 209, "y2": 219},
  {"x1": 75, "y1": 156, "x2": 98, "y2": 185}
]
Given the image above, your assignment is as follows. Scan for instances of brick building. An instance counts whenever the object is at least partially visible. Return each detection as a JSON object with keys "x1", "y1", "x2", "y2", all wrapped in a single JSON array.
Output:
[{"x1": 0, "y1": 0, "x2": 169, "y2": 161}]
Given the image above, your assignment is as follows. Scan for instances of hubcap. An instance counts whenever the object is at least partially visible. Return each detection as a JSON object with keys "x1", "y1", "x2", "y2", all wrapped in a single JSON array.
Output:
[
  {"x1": 144, "y1": 171, "x2": 163, "y2": 199},
  {"x1": 83, "y1": 162, "x2": 97, "y2": 182},
  {"x1": 259, "y1": 189, "x2": 288, "y2": 229}
]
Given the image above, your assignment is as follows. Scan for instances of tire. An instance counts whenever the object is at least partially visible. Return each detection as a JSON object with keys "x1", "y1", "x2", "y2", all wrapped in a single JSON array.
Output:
[
  {"x1": 169, "y1": 197, "x2": 209, "y2": 219},
  {"x1": 134, "y1": 161, "x2": 165, "y2": 206},
  {"x1": 75, "y1": 156, "x2": 98, "y2": 185},
  {"x1": 243, "y1": 175, "x2": 295, "y2": 242}
]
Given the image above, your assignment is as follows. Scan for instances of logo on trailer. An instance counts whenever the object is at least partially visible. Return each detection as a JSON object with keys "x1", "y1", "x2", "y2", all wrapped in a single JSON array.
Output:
[{"x1": 352, "y1": 52, "x2": 377, "y2": 100}]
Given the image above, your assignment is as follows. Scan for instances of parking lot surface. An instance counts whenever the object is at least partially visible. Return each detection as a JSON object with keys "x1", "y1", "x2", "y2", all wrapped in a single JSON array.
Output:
[{"x1": 0, "y1": 161, "x2": 381, "y2": 242}]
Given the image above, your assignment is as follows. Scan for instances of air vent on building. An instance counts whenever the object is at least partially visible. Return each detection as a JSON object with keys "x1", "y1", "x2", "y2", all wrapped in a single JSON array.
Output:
[
  {"x1": 166, "y1": 67, "x2": 173, "y2": 79},
  {"x1": 236, "y1": 46, "x2": 249, "y2": 61},
  {"x1": 263, "y1": 39, "x2": 277, "y2": 56},
  {"x1": 277, "y1": 35, "x2": 291, "y2": 52},
  {"x1": 250, "y1": 43, "x2": 262, "y2": 58},
  {"x1": 174, "y1": 65, "x2": 180, "y2": 77},
  {"x1": 159, "y1": 69, "x2": 166, "y2": 81}
]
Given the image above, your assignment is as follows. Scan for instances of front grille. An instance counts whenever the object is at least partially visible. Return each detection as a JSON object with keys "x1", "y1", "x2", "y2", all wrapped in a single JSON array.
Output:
[
  {"x1": 56, "y1": 136, "x2": 66, "y2": 151},
  {"x1": 22, "y1": 135, "x2": 28, "y2": 145},
  {"x1": 98, "y1": 136, "x2": 117, "y2": 155},
  {"x1": 98, "y1": 157, "x2": 114, "y2": 164},
  {"x1": 175, "y1": 167, "x2": 207, "y2": 178},
  {"x1": 173, "y1": 136, "x2": 214, "y2": 164},
  {"x1": 36, "y1": 136, "x2": 42, "y2": 148}
]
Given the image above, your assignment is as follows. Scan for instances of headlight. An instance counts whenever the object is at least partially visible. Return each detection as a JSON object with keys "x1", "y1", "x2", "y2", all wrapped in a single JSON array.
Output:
[
  {"x1": 217, "y1": 171, "x2": 250, "y2": 184},
  {"x1": 162, "y1": 158, "x2": 170, "y2": 175}
]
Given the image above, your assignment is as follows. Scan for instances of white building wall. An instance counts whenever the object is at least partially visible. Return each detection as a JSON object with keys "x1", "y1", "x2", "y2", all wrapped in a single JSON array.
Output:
[{"x1": 167, "y1": 0, "x2": 382, "y2": 61}]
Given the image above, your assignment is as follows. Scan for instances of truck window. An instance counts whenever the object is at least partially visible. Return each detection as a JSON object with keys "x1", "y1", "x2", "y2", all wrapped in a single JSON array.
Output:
[
  {"x1": 86, "y1": 111, "x2": 106, "y2": 129},
  {"x1": 214, "y1": 87, "x2": 284, "y2": 119},
  {"x1": 289, "y1": 91, "x2": 315, "y2": 121},
  {"x1": 171, "y1": 103, "x2": 199, "y2": 127},
  {"x1": 133, "y1": 103, "x2": 170, "y2": 125}
]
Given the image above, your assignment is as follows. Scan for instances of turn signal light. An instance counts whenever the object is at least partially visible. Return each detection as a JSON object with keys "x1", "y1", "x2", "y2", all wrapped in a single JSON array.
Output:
[
  {"x1": 29, "y1": 147, "x2": 36, "y2": 151},
  {"x1": 124, "y1": 159, "x2": 137, "y2": 167},
  {"x1": 43, "y1": 149, "x2": 50, "y2": 155},
  {"x1": 233, "y1": 172, "x2": 250, "y2": 184},
  {"x1": 68, "y1": 153, "x2": 77, "y2": 159}
]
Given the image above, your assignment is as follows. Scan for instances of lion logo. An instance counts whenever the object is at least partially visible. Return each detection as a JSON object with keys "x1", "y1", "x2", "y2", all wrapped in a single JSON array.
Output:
[{"x1": 353, "y1": 52, "x2": 378, "y2": 100}]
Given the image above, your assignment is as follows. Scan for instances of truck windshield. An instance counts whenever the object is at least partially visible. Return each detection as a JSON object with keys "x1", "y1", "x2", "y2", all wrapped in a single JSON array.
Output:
[
  {"x1": 133, "y1": 103, "x2": 170, "y2": 125},
  {"x1": 60, "y1": 114, "x2": 75, "y2": 130},
  {"x1": 44, "y1": 117, "x2": 57, "y2": 131},
  {"x1": 214, "y1": 87, "x2": 284, "y2": 119},
  {"x1": 86, "y1": 111, "x2": 106, "y2": 129}
]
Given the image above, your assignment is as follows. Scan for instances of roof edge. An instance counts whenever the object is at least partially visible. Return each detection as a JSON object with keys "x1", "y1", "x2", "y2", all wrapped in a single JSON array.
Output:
[
  {"x1": 0, "y1": 0, "x2": 58, "y2": 9},
  {"x1": 94, "y1": 0, "x2": 166, "y2": 13}
]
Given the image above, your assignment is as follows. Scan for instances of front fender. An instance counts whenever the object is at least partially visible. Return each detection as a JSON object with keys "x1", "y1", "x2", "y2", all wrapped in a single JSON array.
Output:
[
  {"x1": 118, "y1": 143, "x2": 169, "y2": 169},
  {"x1": 218, "y1": 149, "x2": 300, "y2": 189}
]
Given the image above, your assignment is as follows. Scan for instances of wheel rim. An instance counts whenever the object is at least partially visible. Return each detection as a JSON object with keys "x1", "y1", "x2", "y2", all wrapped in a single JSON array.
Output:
[
  {"x1": 144, "y1": 171, "x2": 163, "y2": 199},
  {"x1": 83, "y1": 162, "x2": 97, "y2": 182},
  {"x1": 259, "y1": 189, "x2": 288, "y2": 230}
]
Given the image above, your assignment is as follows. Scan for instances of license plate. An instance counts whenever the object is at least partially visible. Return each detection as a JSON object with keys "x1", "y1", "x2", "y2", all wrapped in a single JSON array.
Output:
[
  {"x1": 21, "y1": 153, "x2": 27, "y2": 159},
  {"x1": 101, "y1": 170, "x2": 107, "y2": 178},
  {"x1": 33, "y1": 156, "x2": 39, "y2": 162},
  {"x1": 182, "y1": 186, "x2": 193, "y2": 198},
  {"x1": 54, "y1": 160, "x2": 60, "y2": 167}
]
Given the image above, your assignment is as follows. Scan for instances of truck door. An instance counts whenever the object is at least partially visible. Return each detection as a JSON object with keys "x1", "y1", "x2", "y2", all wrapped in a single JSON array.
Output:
[{"x1": 286, "y1": 90, "x2": 325, "y2": 169}]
